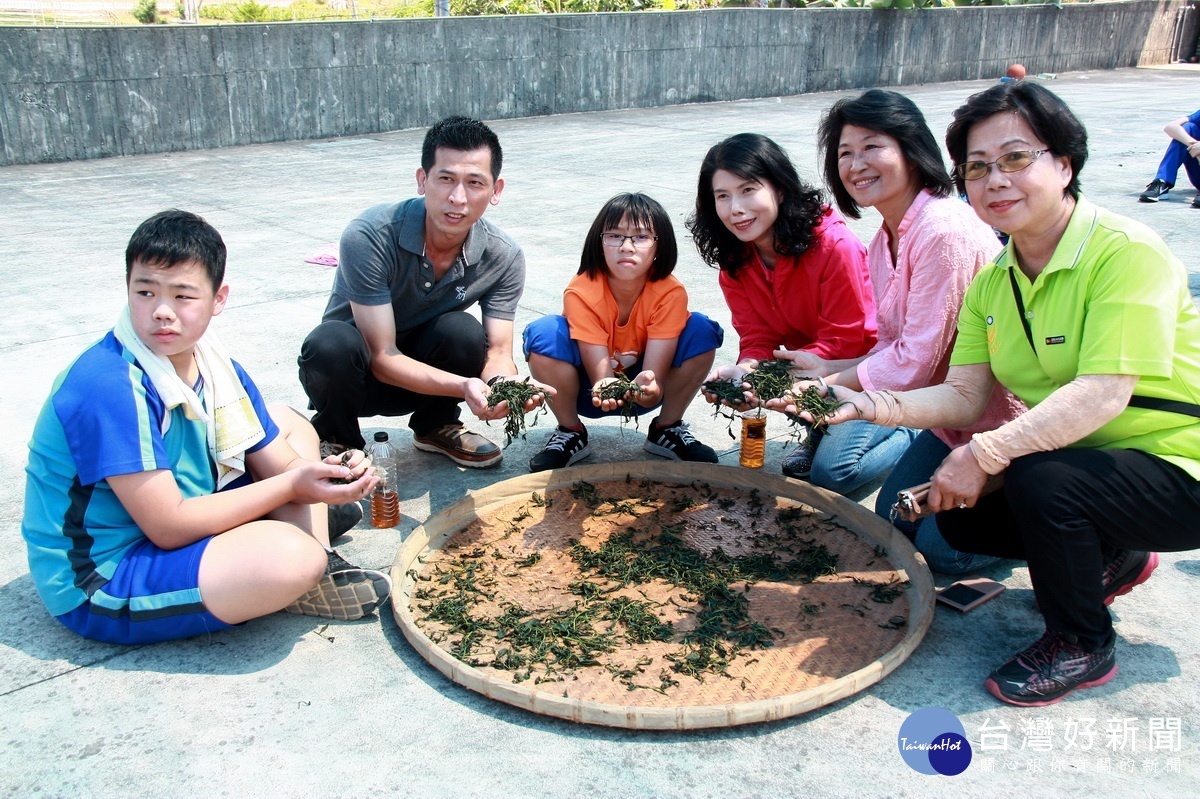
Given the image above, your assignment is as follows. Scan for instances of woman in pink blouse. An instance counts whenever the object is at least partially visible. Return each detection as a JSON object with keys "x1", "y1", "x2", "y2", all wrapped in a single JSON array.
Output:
[{"x1": 799, "y1": 89, "x2": 1025, "y2": 573}]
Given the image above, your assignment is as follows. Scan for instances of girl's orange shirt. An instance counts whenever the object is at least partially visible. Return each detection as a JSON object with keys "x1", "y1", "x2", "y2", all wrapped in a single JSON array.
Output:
[{"x1": 563, "y1": 272, "x2": 689, "y2": 364}]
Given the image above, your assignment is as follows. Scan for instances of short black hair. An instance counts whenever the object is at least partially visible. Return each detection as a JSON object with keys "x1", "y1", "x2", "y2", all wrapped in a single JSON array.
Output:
[
  {"x1": 686, "y1": 133, "x2": 826, "y2": 277},
  {"x1": 578, "y1": 193, "x2": 677, "y2": 282},
  {"x1": 945, "y1": 81, "x2": 1087, "y2": 199},
  {"x1": 817, "y1": 89, "x2": 953, "y2": 219},
  {"x1": 421, "y1": 116, "x2": 503, "y2": 180},
  {"x1": 125, "y1": 209, "x2": 226, "y2": 290}
]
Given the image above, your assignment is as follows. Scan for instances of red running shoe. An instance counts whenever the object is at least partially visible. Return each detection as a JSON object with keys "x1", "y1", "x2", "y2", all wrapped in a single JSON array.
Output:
[
  {"x1": 985, "y1": 631, "x2": 1117, "y2": 707},
  {"x1": 1102, "y1": 550, "x2": 1159, "y2": 607}
]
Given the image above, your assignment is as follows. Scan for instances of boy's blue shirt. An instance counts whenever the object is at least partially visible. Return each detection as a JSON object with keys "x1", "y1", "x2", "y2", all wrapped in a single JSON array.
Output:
[{"x1": 21, "y1": 331, "x2": 278, "y2": 617}]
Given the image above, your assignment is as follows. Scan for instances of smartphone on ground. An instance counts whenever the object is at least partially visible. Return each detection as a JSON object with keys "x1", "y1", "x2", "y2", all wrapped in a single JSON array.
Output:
[{"x1": 936, "y1": 578, "x2": 1006, "y2": 613}]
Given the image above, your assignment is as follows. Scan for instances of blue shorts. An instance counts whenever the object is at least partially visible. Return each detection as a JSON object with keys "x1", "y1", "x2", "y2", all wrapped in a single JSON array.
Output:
[
  {"x1": 56, "y1": 536, "x2": 237, "y2": 645},
  {"x1": 522, "y1": 312, "x2": 723, "y2": 420}
]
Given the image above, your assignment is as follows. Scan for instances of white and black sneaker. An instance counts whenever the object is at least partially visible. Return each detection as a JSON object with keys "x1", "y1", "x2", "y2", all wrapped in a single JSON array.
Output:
[
  {"x1": 285, "y1": 550, "x2": 391, "y2": 621},
  {"x1": 644, "y1": 419, "x2": 718, "y2": 463},
  {"x1": 1139, "y1": 179, "x2": 1171, "y2": 202},
  {"x1": 529, "y1": 426, "x2": 591, "y2": 472}
]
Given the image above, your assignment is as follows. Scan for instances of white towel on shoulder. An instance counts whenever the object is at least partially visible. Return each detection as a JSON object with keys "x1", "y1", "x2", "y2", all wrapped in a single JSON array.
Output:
[{"x1": 113, "y1": 307, "x2": 266, "y2": 489}]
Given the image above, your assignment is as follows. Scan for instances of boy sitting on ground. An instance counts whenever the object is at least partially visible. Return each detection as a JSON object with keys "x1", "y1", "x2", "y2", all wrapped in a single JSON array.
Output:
[{"x1": 21, "y1": 210, "x2": 391, "y2": 645}]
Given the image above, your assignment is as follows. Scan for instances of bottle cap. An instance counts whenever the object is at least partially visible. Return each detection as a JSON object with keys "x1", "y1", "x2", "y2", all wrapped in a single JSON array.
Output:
[{"x1": 374, "y1": 431, "x2": 389, "y2": 442}]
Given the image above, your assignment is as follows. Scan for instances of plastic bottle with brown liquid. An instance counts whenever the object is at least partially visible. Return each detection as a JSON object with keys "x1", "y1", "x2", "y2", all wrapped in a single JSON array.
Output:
[
  {"x1": 740, "y1": 411, "x2": 767, "y2": 469},
  {"x1": 365, "y1": 431, "x2": 400, "y2": 528}
]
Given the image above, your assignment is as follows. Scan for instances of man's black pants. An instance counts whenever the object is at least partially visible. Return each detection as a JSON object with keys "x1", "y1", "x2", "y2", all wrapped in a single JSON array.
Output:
[{"x1": 297, "y1": 312, "x2": 487, "y2": 449}]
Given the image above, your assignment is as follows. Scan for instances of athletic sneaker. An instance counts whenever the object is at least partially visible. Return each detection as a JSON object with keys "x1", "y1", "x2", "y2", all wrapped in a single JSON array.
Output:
[
  {"x1": 643, "y1": 419, "x2": 718, "y2": 463},
  {"x1": 985, "y1": 630, "x2": 1117, "y2": 707},
  {"x1": 327, "y1": 501, "x2": 364, "y2": 544},
  {"x1": 284, "y1": 550, "x2": 392, "y2": 621},
  {"x1": 781, "y1": 424, "x2": 824, "y2": 479},
  {"x1": 1192, "y1": 196, "x2": 1200, "y2": 209},
  {"x1": 413, "y1": 423, "x2": 502, "y2": 468},
  {"x1": 1102, "y1": 550, "x2": 1159, "y2": 607},
  {"x1": 1139, "y1": 179, "x2": 1172, "y2": 202},
  {"x1": 529, "y1": 426, "x2": 591, "y2": 472}
]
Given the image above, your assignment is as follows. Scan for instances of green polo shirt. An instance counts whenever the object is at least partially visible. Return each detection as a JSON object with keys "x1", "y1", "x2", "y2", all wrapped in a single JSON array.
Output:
[{"x1": 951, "y1": 197, "x2": 1200, "y2": 478}]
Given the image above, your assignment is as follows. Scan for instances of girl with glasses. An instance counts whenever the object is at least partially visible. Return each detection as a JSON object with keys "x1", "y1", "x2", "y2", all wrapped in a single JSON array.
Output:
[
  {"x1": 810, "y1": 89, "x2": 1026, "y2": 574},
  {"x1": 522, "y1": 192, "x2": 723, "y2": 472},
  {"x1": 689, "y1": 133, "x2": 877, "y2": 481},
  {"x1": 774, "y1": 81, "x2": 1200, "y2": 707}
]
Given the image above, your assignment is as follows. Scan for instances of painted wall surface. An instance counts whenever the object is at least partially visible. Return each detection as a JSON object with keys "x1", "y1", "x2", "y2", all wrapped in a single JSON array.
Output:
[{"x1": 0, "y1": 1, "x2": 1182, "y2": 165}]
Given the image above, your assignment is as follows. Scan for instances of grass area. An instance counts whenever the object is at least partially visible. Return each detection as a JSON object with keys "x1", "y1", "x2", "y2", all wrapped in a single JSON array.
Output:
[
  {"x1": 0, "y1": 0, "x2": 744, "y2": 26},
  {"x1": 194, "y1": 0, "x2": 696, "y2": 21},
  {"x1": 0, "y1": 0, "x2": 1088, "y2": 26},
  {"x1": 196, "y1": 0, "x2": 435, "y2": 23}
]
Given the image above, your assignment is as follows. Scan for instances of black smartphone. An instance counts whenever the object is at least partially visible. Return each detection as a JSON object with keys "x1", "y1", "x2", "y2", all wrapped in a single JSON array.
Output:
[{"x1": 936, "y1": 578, "x2": 1006, "y2": 613}]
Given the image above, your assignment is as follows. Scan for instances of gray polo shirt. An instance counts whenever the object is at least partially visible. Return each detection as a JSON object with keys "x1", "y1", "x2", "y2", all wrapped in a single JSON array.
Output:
[{"x1": 322, "y1": 197, "x2": 525, "y2": 333}]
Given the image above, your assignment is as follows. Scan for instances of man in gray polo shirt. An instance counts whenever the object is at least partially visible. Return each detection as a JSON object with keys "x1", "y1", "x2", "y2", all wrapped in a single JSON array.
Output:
[{"x1": 299, "y1": 116, "x2": 546, "y2": 468}]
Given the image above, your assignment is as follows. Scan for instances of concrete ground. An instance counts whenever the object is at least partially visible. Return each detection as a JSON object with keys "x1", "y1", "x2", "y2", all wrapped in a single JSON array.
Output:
[{"x1": 2, "y1": 66, "x2": 1198, "y2": 798}]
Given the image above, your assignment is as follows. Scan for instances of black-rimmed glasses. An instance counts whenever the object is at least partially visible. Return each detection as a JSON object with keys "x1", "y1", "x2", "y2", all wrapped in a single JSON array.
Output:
[{"x1": 602, "y1": 233, "x2": 658, "y2": 249}]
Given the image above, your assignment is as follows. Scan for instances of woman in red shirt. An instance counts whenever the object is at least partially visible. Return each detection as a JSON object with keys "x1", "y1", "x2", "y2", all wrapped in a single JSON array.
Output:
[{"x1": 688, "y1": 133, "x2": 877, "y2": 478}]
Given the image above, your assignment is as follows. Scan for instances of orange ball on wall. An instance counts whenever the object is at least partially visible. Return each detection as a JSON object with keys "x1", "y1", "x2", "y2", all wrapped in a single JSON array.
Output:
[{"x1": 1006, "y1": 64, "x2": 1027, "y2": 79}]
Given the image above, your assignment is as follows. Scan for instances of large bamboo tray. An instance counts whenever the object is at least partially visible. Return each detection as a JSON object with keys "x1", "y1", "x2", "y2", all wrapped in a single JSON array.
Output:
[{"x1": 391, "y1": 462, "x2": 934, "y2": 730}]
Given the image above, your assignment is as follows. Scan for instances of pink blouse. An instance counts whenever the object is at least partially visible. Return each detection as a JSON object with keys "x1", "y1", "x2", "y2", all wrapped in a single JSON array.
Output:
[{"x1": 855, "y1": 190, "x2": 1026, "y2": 447}]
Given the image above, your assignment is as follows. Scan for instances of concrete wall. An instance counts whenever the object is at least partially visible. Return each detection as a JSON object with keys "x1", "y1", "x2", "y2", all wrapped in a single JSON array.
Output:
[{"x1": 0, "y1": 0, "x2": 1182, "y2": 165}]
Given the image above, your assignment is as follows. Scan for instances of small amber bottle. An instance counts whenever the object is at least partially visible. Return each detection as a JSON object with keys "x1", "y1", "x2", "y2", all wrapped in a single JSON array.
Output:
[
  {"x1": 370, "y1": 485, "x2": 401, "y2": 528},
  {"x1": 740, "y1": 411, "x2": 767, "y2": 469}
]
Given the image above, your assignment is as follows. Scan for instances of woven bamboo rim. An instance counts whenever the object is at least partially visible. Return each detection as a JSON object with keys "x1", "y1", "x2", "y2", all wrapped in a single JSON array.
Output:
[{"x1": 391, "y1": 461, "x2": 934, "y2": 730}]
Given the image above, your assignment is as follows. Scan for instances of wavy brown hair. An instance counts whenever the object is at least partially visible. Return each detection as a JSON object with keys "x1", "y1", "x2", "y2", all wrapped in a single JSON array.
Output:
[{"x1": 687, "y1": 133, "x2": 826, "y2": 278}]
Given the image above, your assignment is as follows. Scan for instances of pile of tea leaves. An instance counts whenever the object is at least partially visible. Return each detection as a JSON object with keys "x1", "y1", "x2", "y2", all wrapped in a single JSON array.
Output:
[
  {"x1": 406, "y1": 478, "x2": 920, "y2": 695},
  {"x1": 486, "y1": 377, "x2": 550, "y2": 447},
  {"x1": 567, "y1": 519, "x2": 839, "y2": 681}
]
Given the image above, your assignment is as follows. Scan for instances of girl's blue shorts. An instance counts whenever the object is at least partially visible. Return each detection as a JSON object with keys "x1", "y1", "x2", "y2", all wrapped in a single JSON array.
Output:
[{"x1": 522, "y1": 312, "x2": 723, "y2": 419}]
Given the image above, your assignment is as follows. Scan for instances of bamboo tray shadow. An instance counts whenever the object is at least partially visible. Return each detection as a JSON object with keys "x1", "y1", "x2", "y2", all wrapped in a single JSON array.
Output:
[{"x1": 391, "y1": 461, "x2": 935, "y2": 730}]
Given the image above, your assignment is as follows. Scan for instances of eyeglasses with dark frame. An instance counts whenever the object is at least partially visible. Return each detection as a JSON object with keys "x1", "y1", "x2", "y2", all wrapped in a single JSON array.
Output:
[
  {"x1": 956, "y1": 149, "x2": 1049, "y2": 181},
  {"x1": 602, "y1": 233, "x2": 659, "y2": 249}
]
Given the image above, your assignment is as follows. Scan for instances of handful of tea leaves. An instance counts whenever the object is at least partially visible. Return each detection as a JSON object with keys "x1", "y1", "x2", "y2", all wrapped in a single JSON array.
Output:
[
  {"x1": 744, "y1": 359, "x2": 799, "y2": 403},
  {"x1": 329, "y1": 450, "x2": 357, "y2": 485},
  {"x1": 700, "y1": 378, "x2": 749, "y2": 439},
  {"x1": 789, "y1": 385, "x2": 850, "y2": 430},
  {"x1": 487, "y1": 377, "x2": 549, "y2": 447},
  {"x1": 701, "y1": 377, "x2": 748, "y2": 406},
  {"x1": 594, "y1": 376, "x2": 644, "y2": 427}
]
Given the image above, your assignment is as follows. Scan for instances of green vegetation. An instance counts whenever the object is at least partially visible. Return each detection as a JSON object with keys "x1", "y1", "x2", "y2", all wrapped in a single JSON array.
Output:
[
  {"x1": 5, "y1": 0, "x2": 1087, "y2": 27},
  {"x1": 197, "y1": 0, "x2": 432, "y2": 22},
  {"x1": 132, "y1": 0, "x2": 159, "y2": 22}
]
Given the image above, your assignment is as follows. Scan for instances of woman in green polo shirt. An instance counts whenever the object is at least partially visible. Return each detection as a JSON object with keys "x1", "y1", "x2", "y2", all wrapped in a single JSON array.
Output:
[{"x1": 771, "y1": 81, "x2": 1200, "y2": 707}]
